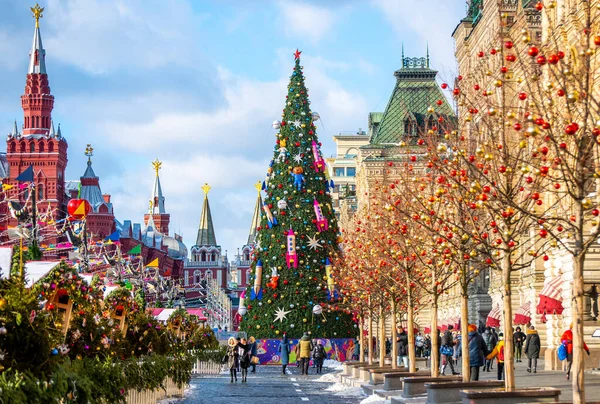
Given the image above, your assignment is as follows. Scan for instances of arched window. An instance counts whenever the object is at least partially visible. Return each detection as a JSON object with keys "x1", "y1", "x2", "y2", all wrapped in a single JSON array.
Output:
[
  {"x1": 37, "y1": 184, "x2": 44, "y2": 200},
  {"x1": 39, "y1": 142, "x2": 45, "y2": 152},
  {"x1": 29, "y1": 143, "x2": 35, "y2": 153},
  {"x1": 20, "y1": 142, "x2": 26, "y2": 153},
  {"x1": 10, "y1": 142, "x2": 16, "y2": 153},
  {"x1": 48, "y1": 142, "x2": 54, "y2": 152},
  {"x1": 35, "y1": 116, "x2": 39, "y2": 128},
  {"x1": 194, "y1": 270, "x2": 201, "y2": 284},
  {"x1": 201, "y1": 251, "x2": 206, "y2": 262},
  {"x1": 404, "y1": 119, "x2": 414, "y2": 136},
  {"x1": 243, "y1": 250, "x2": 250, "y2": 261},
  {"x1": 211, "y1": 252, "x2": 217, "y2": 262}
]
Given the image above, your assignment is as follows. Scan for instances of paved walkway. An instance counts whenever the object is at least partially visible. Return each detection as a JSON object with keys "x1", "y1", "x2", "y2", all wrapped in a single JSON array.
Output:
[
  {"x1": 175, "y1": 365, "x2": 363, "y2": 404},
  {"x1": 445, "y1": 358, "x2": 600, "y2": 400}
]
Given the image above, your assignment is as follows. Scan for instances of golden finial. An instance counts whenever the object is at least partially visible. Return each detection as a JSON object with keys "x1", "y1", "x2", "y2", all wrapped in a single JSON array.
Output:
[
  {"x1": 148, "y1": 199, "x2": 154, "y2": 212},
  {"x1": 254, "y1": 181, "x2": 262, "y2": 194},
  {"x1": 84, "y1": 144, "x2": 93, "y2": 162},
  {"x1": 152, "y1": 159, "x2": 162, "y2": 177},
  {"x1": 202, "y1": 183, "x2": 211, "y2": 198},
  {"x1": 31, "y1": 4, "x2": 44, "y2": 28}
]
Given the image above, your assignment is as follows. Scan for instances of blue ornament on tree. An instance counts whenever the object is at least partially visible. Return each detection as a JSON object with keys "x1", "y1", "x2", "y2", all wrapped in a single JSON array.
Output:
[{"x1": 51, "y1": 348, "x2": 59, "y2": 356}]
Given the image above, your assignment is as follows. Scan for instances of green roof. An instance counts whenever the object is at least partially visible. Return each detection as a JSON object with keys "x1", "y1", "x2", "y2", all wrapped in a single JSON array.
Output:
[
  {"x1": 196, "y1": 194, "x2": 217, "y2": 246},
  {"x1": 369, "y1": 56, "x2": 455, "y2": 145}
]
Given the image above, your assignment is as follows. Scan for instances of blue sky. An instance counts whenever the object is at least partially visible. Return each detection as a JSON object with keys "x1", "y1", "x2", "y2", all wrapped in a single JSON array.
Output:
[{"x1": 0, "y1": 0, "x2": 465, "y2": 258}]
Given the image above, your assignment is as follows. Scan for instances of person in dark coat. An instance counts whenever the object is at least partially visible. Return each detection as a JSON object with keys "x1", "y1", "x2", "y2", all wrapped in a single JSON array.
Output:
[
  {"x1": 513, "y1": 327, "x2": 526, "y2": 363},
  {"x1": 249, "y1": 336, "x2": 258, "y2": 373},
  {"x1": 312, "y1": 340, "x2": 326, "y2": 374},
  {"x1": 441, "y1": 325, "x2": 458, "y2": 375},
  {"x1": 396, "y1": 327, "x2": 409, "y2": 368},
  {"x1": 467, "y1": 324, "x2": 489, "y2": 381},
  {"x1": 352, "y1": 338, "x2": 360, "y2": 361},
  {"x1": 278, "y1": 334, "x2": 291, "y2": 375},
  {"x1": 226, "y1": 337, "x2": 240, "y2": 383},
  {"x1": 237, "y1": 338, "x2": 252, "y2": 382},
  {"x1": 524, "y1": 325, "x2": 541, "y2": 373},
  {"x1": 482, "y1": 327, "x2": 497, "y2": 371}
]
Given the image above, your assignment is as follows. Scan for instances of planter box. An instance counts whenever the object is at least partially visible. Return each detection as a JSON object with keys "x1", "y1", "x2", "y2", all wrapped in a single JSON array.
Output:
[
  {"x1": 343, "y1": 361, "x2": 369, "y2": 376},
  {"x1": 383, "y1": 371, "x2": 430, "y2": 391},
  {"x1": 425, "y1": 380, "x2": 504, "y2": 404},
  {"x1": 361, "y1": 365, "x2": 391, "y2": 382},
  {"x1": 370, "y1": 367, "x2": 412, "y2": 384},
  {"x1": 402, "y1": 376, "x2": 462, "y2": 398},
  {"x1": 353, "y1": 364, "x2": 380, "y2": 378},
  {"x1": 459, "y1": 387, "x2": 560, "y2": 404}
]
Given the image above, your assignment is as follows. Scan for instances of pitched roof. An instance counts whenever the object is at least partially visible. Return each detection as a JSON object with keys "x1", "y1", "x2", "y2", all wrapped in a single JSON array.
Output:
[
  {"x1": 28, "y1": 21, "x2": 46, "y2": 74},
  {"x1": 195, "y1": 189, "x2": 217, "y2": 247},
  {"x1": 369, "y1": 56, "x2": 455, "y2": 145},
  {"x1": 150, "y1": 170, "x2": 166, "y2": 214}
]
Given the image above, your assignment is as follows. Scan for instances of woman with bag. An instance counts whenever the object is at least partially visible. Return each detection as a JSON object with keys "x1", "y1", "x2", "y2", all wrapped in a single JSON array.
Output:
[
  {"x1": 279, "y1": 334, "x2": 292, "y2": 375},
  {"x1": 249, "y1": 336, "x2": 259, "y2": 373},
  {"x1": 226, "y1": 337, "x2": 240, "y2": 383},
  {"x1": 237, "y1": 337, "x2": 252, "y2": 382},
  {"x1": 561, "y1": 323, "x2": 590, "y2": 380}
]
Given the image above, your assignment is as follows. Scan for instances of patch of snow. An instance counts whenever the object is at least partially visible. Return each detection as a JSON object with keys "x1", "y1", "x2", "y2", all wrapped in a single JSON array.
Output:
[
  {"x1": 325, "y1": 383, "x2": 365, "y2": 397},
  {"x1": 324, "y1": 359, "x2": 343, "y2": 370},
  {"x1": 314, "y1": 372, "x2": 340, "y2": 383},
  {"x1": 360, "y1": 395, "x2": 391, "y2": 404}
]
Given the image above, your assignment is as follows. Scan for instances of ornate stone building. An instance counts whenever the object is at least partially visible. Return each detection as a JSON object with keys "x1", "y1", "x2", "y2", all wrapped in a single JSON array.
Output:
[
  {"x1": 452, "y1": 0, "x2": 599, "y2": 369},
  {"x1": 5, "y1": 12, "x2": 68, "y2": 245}
]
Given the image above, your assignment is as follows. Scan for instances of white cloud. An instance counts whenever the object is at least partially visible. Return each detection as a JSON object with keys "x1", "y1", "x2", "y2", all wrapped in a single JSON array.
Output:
[
  {"x1": 277, "y1": 1, "x2": 337, "y2": 43},
  {"x1": 43, "y1": 0, "x2": 209, "y2": 74},
  {"x1": 372, "y1": 0, "x2": 461, "y2": 75}
]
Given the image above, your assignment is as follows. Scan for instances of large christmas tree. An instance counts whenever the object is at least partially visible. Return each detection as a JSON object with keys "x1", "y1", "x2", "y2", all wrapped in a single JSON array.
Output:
[{"x1": 240, "y1": 50, "x2": 355, "y2": 339}]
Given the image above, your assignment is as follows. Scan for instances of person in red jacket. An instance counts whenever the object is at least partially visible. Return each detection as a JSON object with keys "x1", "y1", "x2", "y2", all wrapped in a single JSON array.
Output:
[{"x1": 561, "y1": 323, "x2": 590, "y2": 380}]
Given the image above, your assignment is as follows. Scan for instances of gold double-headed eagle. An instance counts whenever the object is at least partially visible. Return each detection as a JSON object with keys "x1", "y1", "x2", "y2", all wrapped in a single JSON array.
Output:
[{"x1": 31, "y1": 4, "x2": 44, "y2": 27}]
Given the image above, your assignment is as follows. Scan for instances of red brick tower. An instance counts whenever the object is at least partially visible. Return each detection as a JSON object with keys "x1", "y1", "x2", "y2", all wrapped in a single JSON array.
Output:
[{"x1": 5, "y1": 5, "x2": 68, "y2": 241}]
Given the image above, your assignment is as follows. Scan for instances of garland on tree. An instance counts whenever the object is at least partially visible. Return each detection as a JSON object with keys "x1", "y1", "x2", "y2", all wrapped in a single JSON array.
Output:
[
  {"x1": 240, "y1": 50, "x2": 355, "y2": 338},
  {"x1": 0, "y1": 250, "x2": 223, "y2": 403}
]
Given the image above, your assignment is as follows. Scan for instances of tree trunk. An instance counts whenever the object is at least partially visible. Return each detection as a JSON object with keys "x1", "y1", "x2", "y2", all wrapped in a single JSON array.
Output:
[
  {"x1": 379, "y1": 305, "x2": 386, "y2": 366},
  {"x1": 368, "y1": 307, "x2": 374, "y2": 365},
  {"x1": 407, "y1": 282, "x2": 417, "y2": 373},
  {"x1": 359, "y1": 316, "x2": 365, "y2": 362},
  {"x1": 460, "y1": 289, "x2": 471, "y2": 382},
  {"x1": 431, "y1": 294, "x2": 440, "y2": 377},
  {"x1": 572, "y1": 253, "x2": 586, "y2": 404},
  {"x1": 502, "y1": 252, "x2": 515, "y2": 391},
  {"x1": 391, "y1": 297, "x2": 398, "y2": 369}
]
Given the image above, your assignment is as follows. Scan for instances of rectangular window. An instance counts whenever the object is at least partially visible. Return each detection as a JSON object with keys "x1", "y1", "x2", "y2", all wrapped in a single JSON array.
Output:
[
  {"x1": 346, "y1": 167, "x2": 356, "y2": 177},
  {"x1": 334, "y1": 167, "x2": 345, "y2": 177}
]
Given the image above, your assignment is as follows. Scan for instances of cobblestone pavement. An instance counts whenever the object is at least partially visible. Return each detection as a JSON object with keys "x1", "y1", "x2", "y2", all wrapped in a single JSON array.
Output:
[{"x1": 174, "y1": 365, "x2": 364, "y2": 404}]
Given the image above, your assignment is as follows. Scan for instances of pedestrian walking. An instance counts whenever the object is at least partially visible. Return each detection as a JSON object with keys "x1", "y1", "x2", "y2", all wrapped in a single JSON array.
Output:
[
  {"x1": 424, "y1": 335, "x2": 432, "y2": 358},
  {"x1": 440, "y1": 325, "x2": 458, "y2": 375},
  {"x1": 561, "y1": 323, "x2": 590, "y2": 380},
  {"x1": 312, "y1": 340, "x2": 326, "y2": 374},
  {"x1": 352, "y1": 338, "x2": 360, "y2": 361},
  {"x1": 482, "y1": 326, "x2": 497, "y2": 372},
  {"x1": 468, "y1": 324, "x2": 489, "y2": 381},
  {"x1": 485, "y1": 332, "x2": 505, "y2": 380},
  {"x1": 396, "y1": 326, "x2": 409, "y2": 368},
  {"x1": 453, "y1": 331, "x2": 462, "y2": 367},
  {"x1": 226, "y1": 337, "x2": 240, "y2": 383},
  {"x1": 415, "y1": 332, "x2": 424, "y2": 357},
  {"x1": 524, "y1": 325, "x2": 540, "y2": 373},
  {"x1": 249, "y1": 336, "x2": 258, "y2": 373},
  {"x1": 298, "y1": 332, "x2": 314, "y2": 375},
  {"x1": 237, "y1": 337, "x2": 252, "y2": 382},
  {"x1": 513, "y1": 327, "x2": 526, "y2": 363},
  {"x1": 278, "y1": 334, "x2": 291, "y2": 375}
]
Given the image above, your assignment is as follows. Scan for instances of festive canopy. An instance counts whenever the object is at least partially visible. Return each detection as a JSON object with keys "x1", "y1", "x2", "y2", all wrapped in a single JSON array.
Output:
[
  {"x1": 486, "y1": 305, "x2": 502, "y2": 327},
  {"x1": 536, "y1": 276, "x2": 564, "y2": 315},
  {"x1": 514, "y1": 301, "x2": 532, "y2": 325}
]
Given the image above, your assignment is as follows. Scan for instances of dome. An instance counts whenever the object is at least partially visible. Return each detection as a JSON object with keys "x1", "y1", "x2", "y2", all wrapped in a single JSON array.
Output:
[{"x1": 163, "y1": 235, "x2": 188, "y2": 260}]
